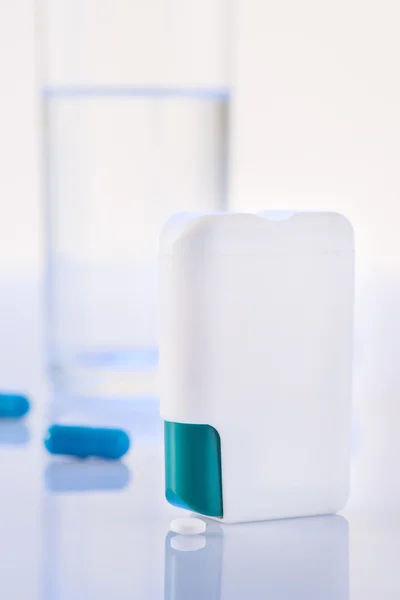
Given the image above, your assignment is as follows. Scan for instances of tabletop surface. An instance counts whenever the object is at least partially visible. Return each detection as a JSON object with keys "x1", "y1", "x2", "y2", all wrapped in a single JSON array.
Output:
[{"x1": 0, "y1": 276, "x2": 399, "y2": 599}]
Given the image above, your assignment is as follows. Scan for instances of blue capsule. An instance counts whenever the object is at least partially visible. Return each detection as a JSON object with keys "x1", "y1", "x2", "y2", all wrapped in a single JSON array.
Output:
[
  {"x1": 0, "y1": 393, "x2": 30, "y2": 418},
  {"x1": 44, "y1": 424, "x2": 130, "y2": 460}
]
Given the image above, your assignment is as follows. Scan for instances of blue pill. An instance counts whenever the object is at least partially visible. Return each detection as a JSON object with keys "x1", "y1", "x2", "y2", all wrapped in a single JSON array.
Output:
[
  {"x1": 44, "y1": 424, "x2": 130, "y2": 460},
  {"x1": 0, "y1": 394, "x2": 30, "y2": 418}
]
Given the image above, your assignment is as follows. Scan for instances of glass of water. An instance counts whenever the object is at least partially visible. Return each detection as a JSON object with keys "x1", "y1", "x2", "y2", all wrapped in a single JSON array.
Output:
[{"x1": 42, "y1": 0, "x2": 230, "y2": 398}]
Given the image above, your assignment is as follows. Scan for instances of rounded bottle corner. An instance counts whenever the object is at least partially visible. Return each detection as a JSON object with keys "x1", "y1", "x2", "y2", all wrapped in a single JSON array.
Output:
[
  {"x1": 159, "y1": 212, "x2": 208, "y2": 256},
  {"x1": 326, "y1": 211, "x2": 354, "y2": 239},
  {"x1": 320, "y1": 211, "x2": 355, "y2": 245}
]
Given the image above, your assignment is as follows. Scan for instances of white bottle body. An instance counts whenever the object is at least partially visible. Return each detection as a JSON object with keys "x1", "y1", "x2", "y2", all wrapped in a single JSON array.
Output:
[{"x1": 160, "y1": 211, "x2": 354, "y2": 523}]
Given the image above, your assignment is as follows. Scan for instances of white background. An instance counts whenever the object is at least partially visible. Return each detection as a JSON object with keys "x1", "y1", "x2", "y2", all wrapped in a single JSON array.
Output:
[
  {"x1": 0, "y1": 0, "x2": 41, "y2": 276},
  {"x1": 3, "y1": 2, "x2": 400, "y2": 270}
]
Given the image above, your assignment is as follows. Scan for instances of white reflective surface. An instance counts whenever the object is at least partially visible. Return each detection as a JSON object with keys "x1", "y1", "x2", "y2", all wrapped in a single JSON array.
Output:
[{"x1": 0, "y1": 277, "x2": 399, "y2": 598}]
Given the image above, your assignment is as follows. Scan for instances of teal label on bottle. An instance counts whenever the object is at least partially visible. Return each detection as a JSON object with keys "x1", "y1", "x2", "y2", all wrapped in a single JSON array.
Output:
[{"x1": 164, "y1": 421, "x2": 223, "y2": 518}]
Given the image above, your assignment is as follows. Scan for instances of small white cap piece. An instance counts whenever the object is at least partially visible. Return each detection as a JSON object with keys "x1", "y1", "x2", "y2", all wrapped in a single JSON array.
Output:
[{"x1": 170, "y1": 517, "x2": 206, "y2": 536}]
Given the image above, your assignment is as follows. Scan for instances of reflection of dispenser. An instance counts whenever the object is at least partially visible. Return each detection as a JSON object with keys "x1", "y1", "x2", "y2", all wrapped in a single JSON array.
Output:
[
  {"x1": 165, "y1": 529, "x2": 222, "y2": 600},
  {"x1": 165, "y1": 515, "x2": 349, "y2": 600}
]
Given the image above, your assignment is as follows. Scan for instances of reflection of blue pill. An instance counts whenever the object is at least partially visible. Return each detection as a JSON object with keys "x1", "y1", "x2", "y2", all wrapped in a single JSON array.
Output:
[
  {"x1": 45, "y1": 461, "x2": 131, "y2": 492},
  {"x1": 0, "y1": 394, "x2": 30, "y2": 418},
  {"x1": 44, "y1": 424, "x2": 130, "y2": 460},
  {"x1": 0, "y1": 422, "x2": 31, "y2": 445}
]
